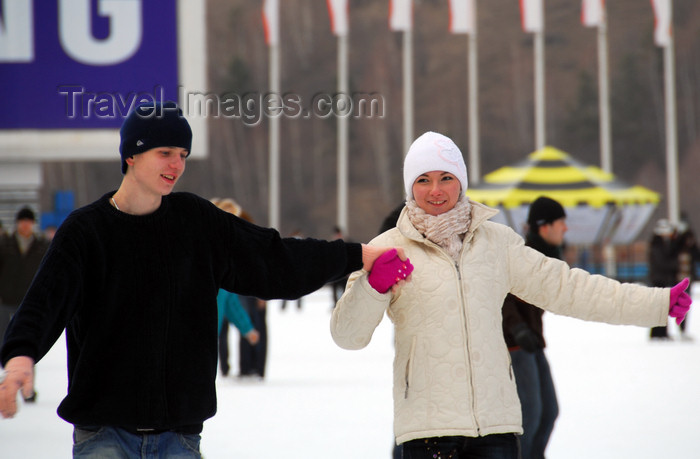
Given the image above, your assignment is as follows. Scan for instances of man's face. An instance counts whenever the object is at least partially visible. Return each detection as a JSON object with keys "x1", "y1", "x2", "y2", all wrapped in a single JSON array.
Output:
[
  {"x1": 126, "y1": 147, "x2": 188, "y2": 196},
  {"x1": 539, "y1": 217, "x2": 568, "y2": 246},
  {"x1": 16, "y1": 219, "x2": 34, "y2": 238}
]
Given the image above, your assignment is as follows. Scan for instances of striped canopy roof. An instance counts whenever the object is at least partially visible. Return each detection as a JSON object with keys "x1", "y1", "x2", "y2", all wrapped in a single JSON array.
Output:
[{"x1": 468, "y1": 147, "x2": 660, "y2": 209}]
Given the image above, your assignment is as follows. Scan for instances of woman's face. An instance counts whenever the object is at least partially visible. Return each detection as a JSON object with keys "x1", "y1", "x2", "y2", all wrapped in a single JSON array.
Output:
[{"x1": 412, "y1": 171, "x2": 462, "y2": 216}]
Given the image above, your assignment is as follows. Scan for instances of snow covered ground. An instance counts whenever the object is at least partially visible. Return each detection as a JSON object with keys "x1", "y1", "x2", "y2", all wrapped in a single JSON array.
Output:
[{"x1": 2, "y1": 284, "x2": 699, "y2": 458}]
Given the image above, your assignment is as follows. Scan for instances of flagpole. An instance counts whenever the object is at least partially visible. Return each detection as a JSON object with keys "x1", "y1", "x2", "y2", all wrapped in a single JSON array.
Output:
[
  {"x1": 467, "y1": 0, "x2": 480, "y2": 184},
  {"x1": 403, "y1": 29, "x2": 414, "y2": 156},
  {"x1": 597, "y1": 5, "x2": 612, "y2": 173},
  {"x1": 268, "y1": 42, "x2": 280, "y2": 229},
  {"x1": 534, "y1": 27, "x2": 545, "y2": 151},
  {"x1": 663, "y1": 0, "x2": 680, "y2": 225},
  {"x1": 337, "y1": 33, "x2": 349, "y2": 233}
]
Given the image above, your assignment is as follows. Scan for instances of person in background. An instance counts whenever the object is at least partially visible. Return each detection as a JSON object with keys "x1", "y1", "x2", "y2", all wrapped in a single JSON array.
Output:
[
  {"x1": 237, "y1": 294, "x2": 268, "y2": 381},
  {"x1": 216, "y1": 287, "x2": 259, "y2": 376},
  {"x1": 331, "y1": 131, "x2": 692, "y2": 459},
  {"x1": 236, "y1": 259, "x2": 269, "y2": 381},
  {"x1": 0, "y1": 206, "x2": 50, "y2": 403},
  {"x1": 212, "y1": 198, "x2": 269, "y2": 380},
  {"x1": 0, "y1": 101, "x2": 398, "y2": 458},
  {"x1": 379, "y1": 203, "x2": 405, "y2": 236},
  {"x1": 648, "y1": 218, "x2": 679, "y2": 340},
  {"x1": 330, "y1": 226, "x2": 352, "y2": 306},
  {"x1": 281, "y1": 230, "x2": 306, "y2": 311},
  {"x1": 211, "y1": 198, "x2": 267, "y2": 379},
  {"x1": 502, "y1": 196, "x2": 566, "y2": 459},
  {"x1": 211, "y1": 198, "x2": 260, "y2": 377},
  {"x1": 675, "y1": 216, "x2": 699, "y2": 341}
]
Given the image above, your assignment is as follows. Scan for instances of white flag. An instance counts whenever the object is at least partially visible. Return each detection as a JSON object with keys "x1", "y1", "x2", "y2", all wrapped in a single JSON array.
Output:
[
  {"x1": 327, "y1": 0, "x2": 349, "y2": 37},
  {"x1": 389, "y1": 0, "x2": 412, "y2": 32},
  {"x1": 262, "y1": 0, "x2": 279, "y2": 45},
  {"x1": 449, "y1": 0, "x2": 476, "y2": 34},
  {"x1": 651, "y1": 0, "x2": 672, "y2": 47},
  {"x1": 520, "y1": 0, "x2": 543, "y2": 33},
  {"x1": 581, "y1": 0, "x2": 604, "y2": 27}
]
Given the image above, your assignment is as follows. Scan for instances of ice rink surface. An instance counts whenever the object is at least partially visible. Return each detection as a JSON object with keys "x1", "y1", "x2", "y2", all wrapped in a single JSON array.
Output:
[{"x1": 2, "y1": 284, "x2": 699, "y2": 458}]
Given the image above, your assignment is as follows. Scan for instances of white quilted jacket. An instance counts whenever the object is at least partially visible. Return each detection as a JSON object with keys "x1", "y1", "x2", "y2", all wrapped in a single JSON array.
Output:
[{"x1": 331, "y1": 200, "x2": 668, "y2": 445}]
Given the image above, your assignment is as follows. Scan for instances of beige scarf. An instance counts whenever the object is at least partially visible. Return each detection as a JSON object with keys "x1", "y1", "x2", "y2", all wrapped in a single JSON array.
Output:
[{"x1": 406, "y1": 197, "x2": 472, "y2": 262}]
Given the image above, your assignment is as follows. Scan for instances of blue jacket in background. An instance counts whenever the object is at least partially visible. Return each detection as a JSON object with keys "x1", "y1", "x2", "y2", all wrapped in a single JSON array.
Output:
[{"x1": 217, "y1": 289, "x2": 254, "y2": 336}]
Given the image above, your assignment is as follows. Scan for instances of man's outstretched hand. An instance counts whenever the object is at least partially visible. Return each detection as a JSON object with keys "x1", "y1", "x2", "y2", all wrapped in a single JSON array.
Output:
[{"x1": 0, "y1": 356, "x2": 34, "y2": 419}]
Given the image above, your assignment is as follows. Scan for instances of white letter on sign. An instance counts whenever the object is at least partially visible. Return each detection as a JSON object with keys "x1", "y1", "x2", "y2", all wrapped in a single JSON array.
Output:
[
  {"x1": 59, "y1": 0, "x2": 142, "y2": 65},
  {"x1": 0, "y1": 0, "x2": 34, "y2": 62}
]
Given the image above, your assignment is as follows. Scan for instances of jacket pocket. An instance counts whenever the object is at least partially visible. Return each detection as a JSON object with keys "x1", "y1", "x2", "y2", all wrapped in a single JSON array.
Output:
[{"x1": 404, "y1": 336, "x2": 417, "y2": 399}]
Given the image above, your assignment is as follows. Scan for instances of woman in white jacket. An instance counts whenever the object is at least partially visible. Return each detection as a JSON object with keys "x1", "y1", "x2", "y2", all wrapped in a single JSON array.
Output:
[{"x1": 331, "y1": 131, "x2": 691, "y2": 459}]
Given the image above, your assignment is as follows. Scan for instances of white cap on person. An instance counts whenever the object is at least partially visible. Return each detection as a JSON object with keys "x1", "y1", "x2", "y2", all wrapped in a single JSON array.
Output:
[{"x1": 403, "y1": 131, "x2": 468, "y2": 200}]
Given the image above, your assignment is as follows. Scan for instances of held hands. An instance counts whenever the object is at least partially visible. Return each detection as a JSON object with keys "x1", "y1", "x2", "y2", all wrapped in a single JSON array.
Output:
[
  {"x1": 361, "y1": 245, "x2": 407, "y2": 272},
  {"x1": 0, "y1": 356, "x2": 35, "y2": 419},
  {"x1": 669, "y1": 278, "x2": 692, "y2": 325},
  {"x1": 367, "y1": 248, "x2": 414, "y2": 294}
]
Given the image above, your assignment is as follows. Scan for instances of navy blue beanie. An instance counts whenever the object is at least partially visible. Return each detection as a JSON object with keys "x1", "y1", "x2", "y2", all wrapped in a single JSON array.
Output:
[
  {"x1": 119, "y1": 101, "x2": 192, "y2": 174},
  {"x1": 527, "y1": 196, "x2": 566, "y2": 229}
]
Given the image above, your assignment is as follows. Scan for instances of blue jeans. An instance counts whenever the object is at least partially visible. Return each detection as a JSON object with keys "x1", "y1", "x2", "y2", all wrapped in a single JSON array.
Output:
[
  {"x1": 73, "y1": 426, "x2": 201, "y2": 458},
  {"x1": 510, "y1": 349, "x2": 558, "y2": 459},
  {"x1": 401, "y1": 434, "x2": 520, "y2": 459}
]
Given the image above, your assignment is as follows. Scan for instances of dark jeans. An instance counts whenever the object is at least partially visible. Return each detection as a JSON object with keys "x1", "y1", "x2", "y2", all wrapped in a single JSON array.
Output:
[
  {"x1": 218, "y1": 320, "x2": 231, "y2": 376},
  {"x1": 510, "y1": 349, "x2": 558, "y2": 459},
  {"x1": 402, "y1": 434, "x2": 520, "y2": 459},
  {"x1": 73, "y1": 426, "x2": 201, "y2": 458}
]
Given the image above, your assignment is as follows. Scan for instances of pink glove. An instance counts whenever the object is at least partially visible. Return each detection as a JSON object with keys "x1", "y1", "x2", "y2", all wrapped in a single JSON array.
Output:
[
  {"x1": 368, "y1": 249, "x2": 414, "y2": 293},
  {"x1": 669, "y1": 278, "x2": 692, "y2": 325}
]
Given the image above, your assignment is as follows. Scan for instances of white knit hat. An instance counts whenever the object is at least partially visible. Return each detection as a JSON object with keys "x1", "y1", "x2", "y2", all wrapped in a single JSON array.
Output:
[{"x1": 403, "y1": 131, "x2": 468, "y2": 199}]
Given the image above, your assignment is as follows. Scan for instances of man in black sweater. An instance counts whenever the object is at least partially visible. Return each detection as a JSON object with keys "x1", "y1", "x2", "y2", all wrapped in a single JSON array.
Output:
[
  {"x1": 502, "y1": 196, "x2": 567, "y2": 459},
  {"x1": 0, "y1": 102, "x2": 402, "y2": 458}
]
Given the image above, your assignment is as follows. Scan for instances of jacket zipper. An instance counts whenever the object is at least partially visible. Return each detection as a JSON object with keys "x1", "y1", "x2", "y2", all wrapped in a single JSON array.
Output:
[
  {"x1": 455, "y1": 256, "x2": 481, "y2": 435},
  {"x1": 415, "y1": 238, "x2": 482, "y2": 434}
]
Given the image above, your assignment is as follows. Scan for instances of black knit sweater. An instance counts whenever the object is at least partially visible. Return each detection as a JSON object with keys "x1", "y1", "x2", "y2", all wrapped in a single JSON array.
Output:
[{"x1": 0, "y1": 192, "x2": 362, "y2": 432}]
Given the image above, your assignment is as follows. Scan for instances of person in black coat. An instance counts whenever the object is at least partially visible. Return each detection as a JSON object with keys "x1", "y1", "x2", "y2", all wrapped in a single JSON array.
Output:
[
  {"x1": 0, "y1": 207, "x2": 50, "y2": 403},
  {"x1": 0, "y1": 207, "x2": 50, "y2": 347},
  {"x1": 648, "y1": 219, "x2": 679, "y2": 339},
  {"x1": 672, "y1": 218, "x2": 699, "y2": 340},
  {"x1": 502, "y1": 196, "x2": 567, "y2": 459}
]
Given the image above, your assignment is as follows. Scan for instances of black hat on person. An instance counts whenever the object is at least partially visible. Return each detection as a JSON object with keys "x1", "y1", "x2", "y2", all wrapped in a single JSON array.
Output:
[
  {"x1": 119, "y1": 101, "x2": 192, "y2": 174},
  {"x1": 15, "y1": 206, "x2": 36, "y2": 222},
  {"x1": 527, "y1": 197, "x2": 566, "y2": 229}
]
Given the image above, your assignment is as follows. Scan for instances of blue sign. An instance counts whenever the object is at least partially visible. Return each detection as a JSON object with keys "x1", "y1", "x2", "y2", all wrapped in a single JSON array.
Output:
[{"x1": 0, "y1": 0, "x2": 179, "y2": 129}]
